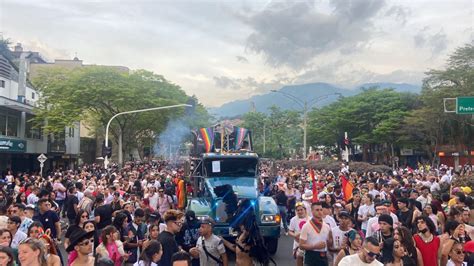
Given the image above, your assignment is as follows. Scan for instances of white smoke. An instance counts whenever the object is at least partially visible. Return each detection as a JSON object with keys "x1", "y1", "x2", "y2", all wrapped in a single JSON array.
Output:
[{"x1": 154, "y1": 118, "x2": 191, "y2": 161}]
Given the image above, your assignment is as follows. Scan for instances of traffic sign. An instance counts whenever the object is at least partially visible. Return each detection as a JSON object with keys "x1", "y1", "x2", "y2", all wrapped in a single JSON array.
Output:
[
  {"x1": 37, "y1": 154, "x2": 47, "y2": 177},
  {"x1": 457, "y1": 97, "x2": 474, "y2": 114},
  {"x1": 37, "y1": 153, "x2": 47, "y2": 163}
]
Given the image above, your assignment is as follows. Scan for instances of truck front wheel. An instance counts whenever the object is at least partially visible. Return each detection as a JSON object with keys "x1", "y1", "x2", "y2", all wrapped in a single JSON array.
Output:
[{"x1": 264, "y1": 237, "x2": 278, "y2": 255}]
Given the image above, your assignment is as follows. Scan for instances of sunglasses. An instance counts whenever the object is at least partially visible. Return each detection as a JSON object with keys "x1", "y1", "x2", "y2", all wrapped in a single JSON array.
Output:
[
  {"x1": 173, "y1": 221, "x2": 183, "y2": 227},
  {"x1": 364, "y1": 247, "x2": 380, "y2": 258},
  {"x1": 453, "y1": 250, "x2": 464, "y2": 255},
  {"x1": 79, "y1": 239, "x2": 93, "y2": 246}
]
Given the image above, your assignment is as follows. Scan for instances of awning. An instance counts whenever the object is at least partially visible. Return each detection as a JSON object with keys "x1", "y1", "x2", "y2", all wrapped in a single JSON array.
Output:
[{"x1": 0, "y1": 96, "x2": 34, "y2": 114}]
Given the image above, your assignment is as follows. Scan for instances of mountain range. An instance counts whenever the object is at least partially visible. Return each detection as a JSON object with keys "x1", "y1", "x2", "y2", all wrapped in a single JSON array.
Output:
[{"x1": 208, "y1": 82, "x2": 421, "y2": 118}]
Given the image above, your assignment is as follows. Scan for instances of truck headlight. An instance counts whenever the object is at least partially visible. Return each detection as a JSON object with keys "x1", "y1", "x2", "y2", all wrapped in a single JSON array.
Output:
[
  {"x1": 196, "y1": 215, "x2": 210, "y2": 222},
  {"x1": 261, "y1": 214, "x2": 280, "y2": 224}
]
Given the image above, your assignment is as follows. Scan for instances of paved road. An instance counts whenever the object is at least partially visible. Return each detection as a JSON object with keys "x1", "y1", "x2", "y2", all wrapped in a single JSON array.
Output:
[{"x1": 271, "y1": 234, "x2": 294, "y2": 265}]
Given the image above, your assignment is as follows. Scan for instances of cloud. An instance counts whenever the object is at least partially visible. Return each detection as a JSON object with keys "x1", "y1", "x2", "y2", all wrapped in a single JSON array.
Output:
[
  {"x1": 414, "y1": 27, "x2": 448, "y2": 55},
  {"x1": 213, "y1": 76, "x2": 241, "y2": 89},
  {"x1": 18, "y1": 40, "x2": 70, "y2": 61},
  {"x1": 242, "y1": 0, "x2": 391, "y2": 68},
  {"x1": 236, "y1": 55, "x2": 249, "y2": 63},
  {"x1": 384, "y1": 5, "x2": 410, "y2": 25},
  {"x1": 213, "y1": 74, "x2": 294, "y2": 94}
]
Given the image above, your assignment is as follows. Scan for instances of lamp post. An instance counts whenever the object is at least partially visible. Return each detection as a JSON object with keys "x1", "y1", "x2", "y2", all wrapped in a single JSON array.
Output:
[
  {"x1": 104, "y1": 103, "x2": 192, "y2": 168},
  {"x1": 270, "y1": 90, "x2": 342, "y2": 159}
]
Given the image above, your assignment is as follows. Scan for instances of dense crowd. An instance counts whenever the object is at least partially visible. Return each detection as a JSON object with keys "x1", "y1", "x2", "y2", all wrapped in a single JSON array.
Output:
[
  {"x1": 261, "y1": 162, "x2": 474, "y2": 266},
  {"x1": 0, "y1": 160, "x2": 472, "y2": 266}
]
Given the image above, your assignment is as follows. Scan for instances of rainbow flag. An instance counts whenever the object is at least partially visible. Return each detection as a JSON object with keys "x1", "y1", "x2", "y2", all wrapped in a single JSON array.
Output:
[
  {"x1": 234, "y1": 127, "x2": 249, "y2": 150},
  {"x1": 199, "y1": 127, "x2": 214, "y2": 152}
]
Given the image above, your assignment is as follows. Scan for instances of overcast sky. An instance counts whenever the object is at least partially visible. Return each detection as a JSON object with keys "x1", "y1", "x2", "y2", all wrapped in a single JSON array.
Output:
[{"x1": 0, "y1": 0, "x2": 471, "y2": 107}]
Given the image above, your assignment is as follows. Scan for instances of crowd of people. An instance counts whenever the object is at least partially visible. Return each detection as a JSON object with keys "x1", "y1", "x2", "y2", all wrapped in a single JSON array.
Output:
[
  {"x1": 0, "y1": 160, "x2": 471, "y2": 266},
  {"x1": 262, "y1": 163, "x2": 474, "y2": 266}
]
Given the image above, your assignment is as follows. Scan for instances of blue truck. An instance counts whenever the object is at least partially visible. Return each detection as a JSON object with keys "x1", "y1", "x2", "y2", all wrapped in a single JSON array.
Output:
[{"x1": 186, "y1": 125, "x2": 281, "y2": 254}]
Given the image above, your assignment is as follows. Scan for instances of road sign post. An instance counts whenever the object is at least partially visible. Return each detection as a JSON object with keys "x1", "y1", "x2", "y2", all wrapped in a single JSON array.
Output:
[
  {"x1": 37, "y1": 153, "x2": 47, "y2": 177},
  {"x1": 456, "y1": 97, "x2": 474, "y2": 114}
]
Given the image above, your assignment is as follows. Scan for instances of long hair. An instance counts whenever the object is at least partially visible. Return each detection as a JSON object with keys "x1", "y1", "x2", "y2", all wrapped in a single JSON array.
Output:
[
  {"x1": 0, "y1": 246, "x2": 15, "y2": 266},
  {"x1": 395, "y1": 226, "x2": 417, "y2": 262},
  {"x1": 39, "y1": 234, "x2": 58, "y2": 255},
  {"x1": 381, "y1": 237, "x2": 396, "y2": 264},
  {"x1": 231, "y1": 199, "x2": 274, "y2": 265},
  {"x1": 75, "y1": 209, "x2": 89, "y2": 225},
  {"x1": 19, "y1": 238, "x2": 48, "y2": 266},
  {"x1": 0, "y1": 229, "x2": 12, "y2": 247},
  {"x1": 100, "y1": 225, "x2": 117, "y2": 246},
  {"x1": 414, "y1": 215, "x2": 437, "y2": 235},
  {"x1": 139, "y1": 240, "x2": 162, "y2": 266}
]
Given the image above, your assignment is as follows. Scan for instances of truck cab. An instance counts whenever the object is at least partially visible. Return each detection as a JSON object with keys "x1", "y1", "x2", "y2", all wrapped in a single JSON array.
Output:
[{"x1": 187, "y1": 126, "x2": 280, "y2": 254}]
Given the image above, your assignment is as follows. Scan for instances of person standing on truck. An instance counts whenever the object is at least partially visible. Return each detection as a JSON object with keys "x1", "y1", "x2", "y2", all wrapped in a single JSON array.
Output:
[
  {"x1": 275, "y1": 186, "x2": 289, "y2": 233},
  {"x1": 189, "y1": 218, "x2": 228, "y2": 266}
]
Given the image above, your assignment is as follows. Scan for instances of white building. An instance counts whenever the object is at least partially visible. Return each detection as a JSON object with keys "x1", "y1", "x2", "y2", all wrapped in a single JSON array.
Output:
[{"x1": 0, "y1": 46, "x2": 80, "y2": 173}]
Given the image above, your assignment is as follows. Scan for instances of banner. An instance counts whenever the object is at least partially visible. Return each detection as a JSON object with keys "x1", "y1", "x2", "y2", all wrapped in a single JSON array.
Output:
[
  {"x1": 199, "y1": 127, "x2": 214, "y2": 153},
  {"x1": 234, "y1": 127, "x2": 249, "y2": 150}
]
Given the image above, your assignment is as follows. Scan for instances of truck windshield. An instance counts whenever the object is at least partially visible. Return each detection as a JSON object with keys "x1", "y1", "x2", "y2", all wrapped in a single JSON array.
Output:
[{"x1": 204, "y1": 158, "x2": 257, "y2": 177}]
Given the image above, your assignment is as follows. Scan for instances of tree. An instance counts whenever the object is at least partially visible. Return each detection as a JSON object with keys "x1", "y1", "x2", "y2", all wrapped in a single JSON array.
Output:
[
  {"x1": 241, "y1": 106, "x2": 301, "y2": 158},
  {"x1": 31, "y1": 66, "x2": 210, "y2": 160},
  {"x1": 400, "y1": 43, "x2": 474, "y2": 164},
  {"x1": 307, "y1": 88, "x2": 418, "y2": 163}
]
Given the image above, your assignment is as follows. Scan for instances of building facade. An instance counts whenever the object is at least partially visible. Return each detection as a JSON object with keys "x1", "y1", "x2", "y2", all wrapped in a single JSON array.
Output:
[{"x1": 0, "y1": 45, "x2": 80, "y2": 174}]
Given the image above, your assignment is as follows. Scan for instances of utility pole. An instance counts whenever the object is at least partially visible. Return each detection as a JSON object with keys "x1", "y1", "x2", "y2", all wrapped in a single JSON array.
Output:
[
  {"x1": 271, "y1": 90, "x2": 342, "y2": 160},
  {"x1": 263, "y1": 123, "x2": 266, "y2": 155}
]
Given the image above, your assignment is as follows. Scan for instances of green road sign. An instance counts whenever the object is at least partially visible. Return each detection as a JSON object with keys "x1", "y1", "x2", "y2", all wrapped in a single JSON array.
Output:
[
  {"x1": 0, "y1": 138, "x2": 26, "y2": 153},
  {"x1": 457, "y1": 97, "x2": 474, "y2": 114}
]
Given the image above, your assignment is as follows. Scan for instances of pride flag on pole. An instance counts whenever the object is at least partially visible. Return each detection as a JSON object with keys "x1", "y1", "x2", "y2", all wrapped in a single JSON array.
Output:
[
  {"x1": 234, "y1": 127, "x2": 249, "y2": 150},
  {"x1": 199, "y1": 127, "x2": 214, "y2": 152}
]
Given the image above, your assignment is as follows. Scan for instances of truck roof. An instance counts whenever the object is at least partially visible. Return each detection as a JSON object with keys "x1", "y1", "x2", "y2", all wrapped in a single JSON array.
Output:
[{"x1": 202, "y1": 152, "x2": 258, "y2": 159}]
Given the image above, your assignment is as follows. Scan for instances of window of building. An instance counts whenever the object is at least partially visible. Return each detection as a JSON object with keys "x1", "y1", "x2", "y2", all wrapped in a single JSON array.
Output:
[
  {"x1": 6, "y1": 116, "x2": 18, "y2": 137},
  {"x1": 0, "y1": 80, "x2": 5, "y2": 88},
  {"x1": 32, "y1": 92, "x2": 35, "y2": 99},
  {"x1": 68, "y1": 127, "x2": 75, "y2": 137},
  {"x1": 0, "y1": 115, "x2": 6, "y2": 135},
  {"x1": 0, "y1": 113, "x2": 19, "y2": 137},
  {"x1": 25, "y1": 115, "x2": 42, "y2": 140}
]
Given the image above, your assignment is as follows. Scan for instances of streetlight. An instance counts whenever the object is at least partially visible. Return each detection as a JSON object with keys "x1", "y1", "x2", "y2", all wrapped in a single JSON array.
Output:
[
  {"x1": 270, "y1": 90, "x2": 342, "y2": 159},
  {"x1": 104, "y1": 103, "x2": 192, "y2": 168}
]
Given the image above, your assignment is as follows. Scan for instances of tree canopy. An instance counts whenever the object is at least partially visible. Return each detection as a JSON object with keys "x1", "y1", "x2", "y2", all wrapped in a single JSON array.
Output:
[{"x1": 31, "y1": 66, "x2": 211, "y2": 158}]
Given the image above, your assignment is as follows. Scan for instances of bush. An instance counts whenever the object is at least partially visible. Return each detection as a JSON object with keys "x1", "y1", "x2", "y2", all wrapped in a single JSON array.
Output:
[{"x1": 275, "y1": 160, "x2": 392, "y2": 174}]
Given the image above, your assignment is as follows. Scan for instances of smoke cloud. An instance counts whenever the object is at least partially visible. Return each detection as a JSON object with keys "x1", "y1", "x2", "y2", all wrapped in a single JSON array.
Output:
[{"x1": 154, "y1": 118, "x2": 191, "y2": 161}]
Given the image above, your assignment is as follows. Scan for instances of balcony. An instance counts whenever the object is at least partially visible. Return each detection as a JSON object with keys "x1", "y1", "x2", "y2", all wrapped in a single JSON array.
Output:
[{"x1": 48, "y1": 140, "x2": 66, "y2": 153}]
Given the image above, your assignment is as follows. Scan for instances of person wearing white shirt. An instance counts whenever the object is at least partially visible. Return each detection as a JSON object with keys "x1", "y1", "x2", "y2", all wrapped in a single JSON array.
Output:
[
  {"x1": 299, "y1": 202, "x2": 333, "y2": 266},
  {"x1": 288, "y1": 202, "x2": 310, "y2": 266},
  {"x1": 329, "y1": 211, "x2": 354, "y2": 266},
  {"x1": 440, "y1": 173, "x2": 452, "y2": 184},
  {"x1": 27, "y1": 188, "x2": 39, "y2": 205},
  {"x1": 339, "y1": 236, "x2": 383, "y2": 266},
  {"x1": 7, "y1": 216, "x2": 27, "y2": 249},
  {"x1": 446, "y1": 241, "x2": 467, "y2": 266},
  {"x1": 416, "y1": 186, "x2": 432, "y2": 209},
  {"x1": 358, "y1": 194, "x2": 375, "y2": 234},
  {"x1": 366, "y1": 202, "x2": 398, "y2": 238}
]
